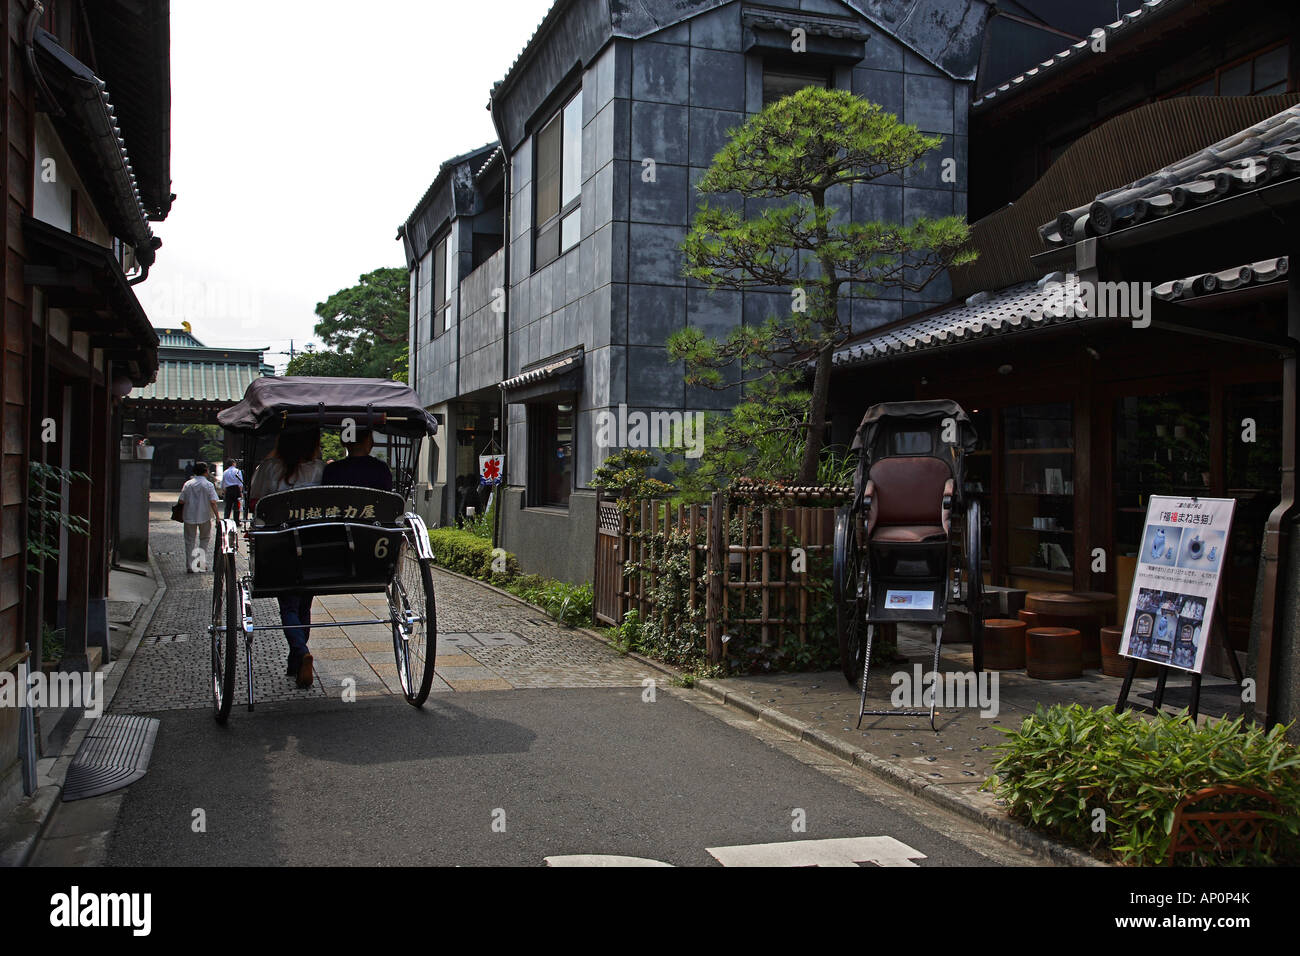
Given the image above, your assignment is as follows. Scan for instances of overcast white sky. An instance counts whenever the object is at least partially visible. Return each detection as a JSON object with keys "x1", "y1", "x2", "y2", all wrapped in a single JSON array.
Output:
[{"x1": 135, "y1": 0, "x2": 553, "y2": 372}]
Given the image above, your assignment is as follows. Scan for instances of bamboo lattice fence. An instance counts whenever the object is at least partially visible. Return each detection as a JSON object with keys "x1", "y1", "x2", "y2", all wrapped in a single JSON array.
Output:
[{"x1": 594, "y1": 483, "x2": 851, "y2": 661}]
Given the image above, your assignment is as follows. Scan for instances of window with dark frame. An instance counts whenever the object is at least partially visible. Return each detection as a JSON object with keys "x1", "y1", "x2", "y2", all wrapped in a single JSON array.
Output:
[
  {"x1": 533, "y1": 91, "x2": 583, "y2": 271},
  {"x1": 527, "y1": 400, "x2": 574, "y2": 508},
  {"x1": 762, "y1": 62, "x2": 832, "y2": 107},
  {"x1": 431, "y1": 233, "x2": 453, "y2": 338},
  {"x1": 1164, "y1": 42, "x2": 1290, "y2": 99}
]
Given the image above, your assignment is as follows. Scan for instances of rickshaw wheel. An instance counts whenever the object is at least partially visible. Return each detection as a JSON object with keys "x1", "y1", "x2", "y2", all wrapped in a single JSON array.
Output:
[
  {"x1": 389, "y1": 538, "x2": 437, "y2": 707},
  {"x1": 964, "y1": 499, "x2": 985, "y2": 671},
  {"x1": 211, "y1": 552, "x2": 238, "y2": 723},
  {"x1": 834, "y1": 507, "x2": 867, "y2": 686}
]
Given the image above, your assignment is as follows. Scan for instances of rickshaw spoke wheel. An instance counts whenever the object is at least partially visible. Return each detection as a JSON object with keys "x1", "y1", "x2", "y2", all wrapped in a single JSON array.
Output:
[
  {"x1": 389, "y1": 533, "x2": 437, "y2": 707},
  {"x1": 211, "y1": 553, "x2": 238, "y2": 723},
  {"x1": 834, "y1": 507, "x2": 868, "y2": 687}
]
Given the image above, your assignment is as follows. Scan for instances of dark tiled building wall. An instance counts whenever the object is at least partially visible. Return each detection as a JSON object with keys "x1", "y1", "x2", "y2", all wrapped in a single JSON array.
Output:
[{"x1": 504, "y1": 1, "x2": 968, "y2": 495}]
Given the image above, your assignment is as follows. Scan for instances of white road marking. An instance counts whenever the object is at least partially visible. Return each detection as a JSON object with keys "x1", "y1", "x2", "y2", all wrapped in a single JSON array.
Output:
[
  {"x1": 544, "y1": 855, "x2": 674, "y2": 867},
  {"x1": 706, "y1": 836, "x2": 926, "y2": 867}
]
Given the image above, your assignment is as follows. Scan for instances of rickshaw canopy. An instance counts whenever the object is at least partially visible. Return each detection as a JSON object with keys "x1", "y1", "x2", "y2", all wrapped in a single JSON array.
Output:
[
  {"x1": 217, "y1": 377, "x2": 438, "y2": 438},
  {"x1": 850, "y1": 400, "x2": 978, "y2": 464}
]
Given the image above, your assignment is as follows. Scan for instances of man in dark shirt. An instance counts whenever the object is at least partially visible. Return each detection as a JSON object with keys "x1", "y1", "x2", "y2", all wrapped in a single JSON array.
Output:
[{"x1": 322, "y1": 429, "x2": 393, "y2": 491}]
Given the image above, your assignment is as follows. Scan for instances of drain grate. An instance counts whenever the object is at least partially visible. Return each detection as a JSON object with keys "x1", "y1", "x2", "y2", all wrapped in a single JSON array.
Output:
[{"x1": 63, "y1": 714, "x2": 160, "y2": 801}]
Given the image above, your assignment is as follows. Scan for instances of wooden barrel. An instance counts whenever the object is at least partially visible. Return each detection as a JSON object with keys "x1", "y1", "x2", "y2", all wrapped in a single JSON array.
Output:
[
  {"x1": 1025, "y1": 626, "x2": 1082, "y2": 680},
  {"x1": 984, "y1": 618, "x2": 1026, "y2": 670},
  {"x1": 1025, "y1": 592, "x2": 1116, "y2": 670},
  {"x1": 1100, "y1": 624, "x2": 1159, "y2": 678}
]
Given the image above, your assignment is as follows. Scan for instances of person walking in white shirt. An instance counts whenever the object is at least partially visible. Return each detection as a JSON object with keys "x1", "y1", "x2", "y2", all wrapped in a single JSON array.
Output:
[
  {"x1": 179, "y1": 462, "x2": 221, "y2": 573},
  {"x1": 220, "y1": 459, "x2": 245, "y2": 522}
]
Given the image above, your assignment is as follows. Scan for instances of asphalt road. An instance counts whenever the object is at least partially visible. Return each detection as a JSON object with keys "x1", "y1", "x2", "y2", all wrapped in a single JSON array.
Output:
[{"x1": 92, "y1": 687, "x2": 1020, "y2": 867}]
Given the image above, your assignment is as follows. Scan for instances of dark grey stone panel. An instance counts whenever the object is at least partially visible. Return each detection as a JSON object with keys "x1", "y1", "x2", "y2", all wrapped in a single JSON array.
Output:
[
  {"x1": 554, "y1": 247, "x2": 573, "y2": 310},
  {"x1": 633, "y1": 41, "x2": 690, "y2": 105},
  {"x1": 689, "y1": 4, "x2": 742, "y2": 51},
  {"x1": 631, "y1": 101, "x2": 689, "y2": 161},
  {"x1": 628, "y1": 283, "x2": 686, "y2": 346},
  {"x1": 690, "y1": 48, "x2": 746, "y2": 112},
  {"x1": 852, "y1": 182, "x2": 903, "y2": 225},
  {"x1": 852, "y1": 68, "x2": 904, "y2": 116},
  {"x1": 742, "y1": 290, "x2": 791, "y2": 326},
  {"x1": 905, "y1": 73, "x2": 954, "y2": 134},
  {"x1": 592, "y1": 221, "x2": 629, "y2": 288},
  {"x1": 687, "y1": 286, "x2": 741, "y2": 338},
  {"x1": 689, "y1": 107, "x2": 743, "y2": 168},
  {"x1": 953, "y1": 82, "x2": 970, "y2": 135},
  {"x1": 533, "y1": 262, "x2": 555, "y2": 317},
  {"x1": 859, "y1": 30, "x2": 904, "y2": 72},
  {"x1": 904, "y1": 135, "x2": 955, "y2": 189},
  {"x1": 689, "y1": 166, "x2": 742, "y2": 214},
  {"x1": 904, "y1": 49, "x2": 941, "y2": 77},
  {"x1": 627, "y1": 347, "x2": 685, "y2": 408},
  {"x1": 630, "y1": 162, "x2": 690, "y2": 225},
  {"x1": 904, "y1": 186, "x2": 954, "y2": 222},
  {"x1": 851, "y1": 294, "x2": 903, "y2": 334},
  {"x1": 627, "y1": 222, "x2": 688, "y2": 286}
]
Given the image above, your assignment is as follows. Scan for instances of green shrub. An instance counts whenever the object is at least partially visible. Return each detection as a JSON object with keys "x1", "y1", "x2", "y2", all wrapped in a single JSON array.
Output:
[
  {"x1": 984, "y1": 704, "x2": 1300, "y2": 865},
  {"x1": 463, "y1": 497, "x2": 496, "y2": 540},
  {"x1": 608, "y1": 609, "x2": 643, "y2": 654},
  {"x1": 505, "y1": 576, "x2": 592, "y2": 628},
  {"x1": 427, "y1": 527, "x2": 518, "y2": 585}
]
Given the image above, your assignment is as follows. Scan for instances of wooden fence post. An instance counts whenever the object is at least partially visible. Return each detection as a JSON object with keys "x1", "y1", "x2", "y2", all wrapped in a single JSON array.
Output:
[{"x1": 706, "y1": 491, "x2": 725, "y2": 663}]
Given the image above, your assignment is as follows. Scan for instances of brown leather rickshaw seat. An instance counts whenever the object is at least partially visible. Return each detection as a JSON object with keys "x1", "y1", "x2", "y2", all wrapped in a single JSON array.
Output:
[
  {"x1": 872, "y1": 524, "x2": 948, "y2": 543},
  {"x1": 866, "y1": 456, "x2": 953, "y2": 543}
]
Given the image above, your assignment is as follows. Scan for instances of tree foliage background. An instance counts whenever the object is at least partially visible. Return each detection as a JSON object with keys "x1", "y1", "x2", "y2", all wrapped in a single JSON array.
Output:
[
  {"x1": 670, "y1": 87, "x2": 974, "y2": 486},
  {"x1": 308, "y1": 266, "x2": 409, "y2": 381}
]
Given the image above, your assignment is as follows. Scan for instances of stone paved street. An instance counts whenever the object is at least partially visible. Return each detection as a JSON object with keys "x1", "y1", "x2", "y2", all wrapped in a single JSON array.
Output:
[{"x1": 110, "y1": 494, "x2": 655, "y2": 714}]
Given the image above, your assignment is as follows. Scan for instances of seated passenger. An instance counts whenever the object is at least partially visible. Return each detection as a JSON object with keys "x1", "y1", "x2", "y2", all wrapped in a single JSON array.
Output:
[
  {"x1": 249, "y1": 427, "x2": 325, "y2": 689},
  {"x1": 249, "y1": 427, "x2": 326, "y2": 505},
  {"x1": 322, "y1": 428, "x2": 393, "y2": 492}
]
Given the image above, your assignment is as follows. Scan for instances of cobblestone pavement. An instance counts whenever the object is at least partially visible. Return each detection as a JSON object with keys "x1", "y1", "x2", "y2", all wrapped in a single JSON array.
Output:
[{"x1": 110, "y1": 494, "x2": 654, "y2": 714}]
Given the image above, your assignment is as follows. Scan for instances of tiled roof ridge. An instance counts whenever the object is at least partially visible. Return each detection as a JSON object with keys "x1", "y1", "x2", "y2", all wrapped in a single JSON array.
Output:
[
  {"x1": 489, "y1": 0, "x2": 968, "y2": 105},
  {"x1": 1041, "y1": 104, "x2": 1300, "y2": 246},
  {"x1": 399, "y1": 141, "x2": 499, "y2": 234},
  {"x1": 972, "y1": 0, "x2": 1189, "y2": 111},
  {"x1": 832, "y1": 280, "x2": 1066, "y2": 368},
  {"x1": 1152, "y1": 256, "x2": 1289, "y2": 300}
]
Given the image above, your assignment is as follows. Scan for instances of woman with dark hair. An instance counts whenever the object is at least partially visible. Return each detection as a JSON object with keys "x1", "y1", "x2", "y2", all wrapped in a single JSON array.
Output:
[{"x1": 249, "y1": 428, "x2": 324, "y2": 688}]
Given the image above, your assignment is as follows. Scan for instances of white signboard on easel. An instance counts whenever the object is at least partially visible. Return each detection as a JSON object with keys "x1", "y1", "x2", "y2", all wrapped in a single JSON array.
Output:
[{"x1": 1118, "y1": 496, "x2": 1235, "y2": 674}]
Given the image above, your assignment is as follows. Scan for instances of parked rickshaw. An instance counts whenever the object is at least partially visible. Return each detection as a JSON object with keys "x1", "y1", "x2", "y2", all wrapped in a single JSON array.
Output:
[
  {"x1": 210, "y1": 377, "x2": 439, "y2": 722},
  {"x1": 833, "y1": 401, "x2": 986, "y2": 729}
]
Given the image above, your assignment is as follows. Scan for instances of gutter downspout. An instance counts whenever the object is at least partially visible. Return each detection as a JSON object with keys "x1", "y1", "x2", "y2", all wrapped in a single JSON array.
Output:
[
  {"x1": 489, "y1": 105, "x2": 510, "y2": 554},
  {"x1": 24, "y1": 2, "x2": 61, "y2": 116},
  {"x1": 1255, "y1": 261, "x2": 1300, "y2": 727}
]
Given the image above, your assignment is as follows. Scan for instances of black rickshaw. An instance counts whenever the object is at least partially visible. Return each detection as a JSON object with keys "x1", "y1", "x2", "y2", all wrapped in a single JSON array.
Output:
[
  {"x1": 210, "y1": 377, "x2": 440, "y2": 722},
  {"x1": 833, "y1": 400, "x2": 986, "y2": 729}
]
